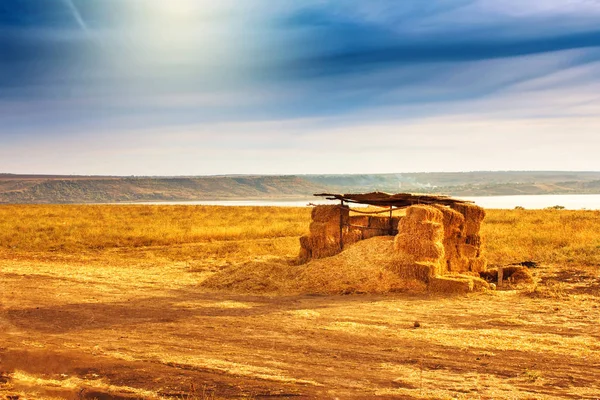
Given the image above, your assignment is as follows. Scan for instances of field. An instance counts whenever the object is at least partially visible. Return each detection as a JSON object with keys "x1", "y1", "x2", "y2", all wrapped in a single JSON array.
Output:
[{"x1": 1, "y1": 205, "x2": 600, "y2": 399}]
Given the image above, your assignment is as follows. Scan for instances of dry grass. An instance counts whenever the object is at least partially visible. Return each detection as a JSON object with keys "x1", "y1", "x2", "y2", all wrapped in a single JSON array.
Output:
[
  {"x1": 1, "y1": 205, "x2": 600, "y2": 268},
  {"x1": 0, "y1": 205, "x2": 311, "y2": 265},
  {"x1": 2, "y1": 205, "x2": 600, "y2": 399},
  {"x1": 0, "y1": 204, "x2": 310, "y2": 249},
  {"x1": 481, "y1": 208, "x2": 600, "y2": 266}
]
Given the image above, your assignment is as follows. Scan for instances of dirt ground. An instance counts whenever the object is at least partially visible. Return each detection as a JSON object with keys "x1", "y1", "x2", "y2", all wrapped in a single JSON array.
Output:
[{"x1": 1, "y1": 259, "x2": 600, "y2": 399}]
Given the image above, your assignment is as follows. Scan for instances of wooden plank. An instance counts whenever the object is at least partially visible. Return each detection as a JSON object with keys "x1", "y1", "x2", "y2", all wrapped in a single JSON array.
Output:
[{"x1": 314, "y1": 192, "x2": 472, "y2": 208}]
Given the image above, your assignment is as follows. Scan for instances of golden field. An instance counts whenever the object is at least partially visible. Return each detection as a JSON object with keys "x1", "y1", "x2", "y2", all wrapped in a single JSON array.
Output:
[
  {"x1": 1, "y1": 204, "x2": 600, "y2": 399},
  {"x1": 2, "y1": 205, "x2": 600, "y2": 266}
]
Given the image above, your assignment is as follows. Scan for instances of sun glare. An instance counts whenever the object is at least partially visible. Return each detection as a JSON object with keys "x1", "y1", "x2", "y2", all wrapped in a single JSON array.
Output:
[{"x1": 150, "y1": 0, "x2": 219, "y2": 18}]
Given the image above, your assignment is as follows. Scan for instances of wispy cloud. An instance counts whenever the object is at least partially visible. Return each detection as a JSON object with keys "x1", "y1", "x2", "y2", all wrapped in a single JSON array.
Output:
[
  {"x1": 61, "y1": 0, "x2": 87, "y2": 31},
  {"x1": 1, "y1": 0, "x2": 600, "y2": 173}
]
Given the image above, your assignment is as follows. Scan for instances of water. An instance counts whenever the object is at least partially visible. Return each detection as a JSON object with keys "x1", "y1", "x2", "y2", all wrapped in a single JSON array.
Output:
[
  {"x1": 459, "y1": 194, "x2": 600, "y2": 210},
  {"x1": 126, "y1": 194, "x2": 600, "y2": 209},
  {"x1": 125, "y1": 199, "x2": 332, "y2": 207}
]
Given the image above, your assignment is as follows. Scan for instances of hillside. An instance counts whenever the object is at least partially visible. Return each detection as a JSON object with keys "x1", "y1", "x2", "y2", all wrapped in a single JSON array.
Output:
[
  {"x1": 2, "y1": 172, "x2": 600, "y2": 203},
  {"x1": 0, "y1": 175, "x2": 328, "y2": 204}
]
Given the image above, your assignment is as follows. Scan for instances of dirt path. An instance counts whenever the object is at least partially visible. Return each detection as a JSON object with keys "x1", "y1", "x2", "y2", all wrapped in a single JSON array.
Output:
[{"x1": 2, "y1": 260, "x2": 600, "y2": 399}]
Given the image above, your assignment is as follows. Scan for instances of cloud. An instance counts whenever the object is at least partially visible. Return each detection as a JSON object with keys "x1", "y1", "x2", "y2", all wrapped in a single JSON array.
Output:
[
  {"x1": 1, "y1": 0, "x2": 600, "y2": 174},
  {"x1": 62, "y1": 0, "x2": 87, "y2": 31},
  {"x1": 3, "y1": 109, "x2": 600, "y2": 175}
]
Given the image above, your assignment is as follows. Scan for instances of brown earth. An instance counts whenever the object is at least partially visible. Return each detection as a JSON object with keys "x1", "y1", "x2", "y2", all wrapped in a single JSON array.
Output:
[
  {"x1": 4, "y1": 172, "x2": 600, "y2": 204},
  {"x1": 2, "y1": 258, "x2": 600, "y2": 399}
]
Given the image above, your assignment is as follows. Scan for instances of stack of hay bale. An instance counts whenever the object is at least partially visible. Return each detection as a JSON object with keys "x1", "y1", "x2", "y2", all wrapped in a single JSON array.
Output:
[
  {"x1": 434, "y1": 205, "x2": 469, "y2": 272},
  {"x1": 299, "y1": 201, "x2": 491, "y2": 293},
  {"x1": 392, "y1": 203, "x2": 489, "y2": 293},
  {"x1": 350, "y1": 215, "x2": 400, "y2": 240},
  {"x1": 450, "y1": 203, "x2": 487, "y2": 274},
  {"x1": 433, "y1": 203, "x2": 487, "y2": 274},
  {"x1": 298, "y1": 205, "x2": 348, "y2": 263},
  {"x1": 299, "y1": 206, "x2": 401, "y2": 263},
  {"x1": 392, "y1": 205, "x2": 446, "y2": 281},
  {"x1": 346, "y1": 215, "x2": 370, "y2": 243}
]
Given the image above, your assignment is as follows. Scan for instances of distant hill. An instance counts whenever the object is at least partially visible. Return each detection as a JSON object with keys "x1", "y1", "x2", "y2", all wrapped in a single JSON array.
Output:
[{"x1": 1, "y1": 171, "x2": 600, "y2": 204}]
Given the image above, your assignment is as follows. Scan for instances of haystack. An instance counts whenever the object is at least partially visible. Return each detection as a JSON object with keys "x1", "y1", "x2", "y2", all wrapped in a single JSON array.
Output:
[
  {"x1": 428, "y1": 275, "x2": 473, "y2": 294},
  {"x1": 296, "y1": 237, "x2": 425, "y2": 294},
  {"x1": 433, "y1": 205, "x2": 470, "y2": 273},
  {"x1": 298, "y1": 205, "x2": 348, "y2": 263},
  {"x1": 392, "y1": 205, "x2": 446, "y2": 281},
  {"x1": 451, "y1": 203, "x2": 486, "y2": 236},
  {"x1": 296, "y1": 197, "x2": 489, "y2": 293},
  {"x1": 300, "y1": 206, "x2": 401, "y2": 263},
  {"x1": 348, "y1": 216, "x2": 369, "y2": 241},
  {"x1": 441, "y1": 203, "x2": 487, "y2": 274},
  {"x1": 202, "y1": 237, "x2": 427, "y2": 295},
  {"x1": 312, "y1": 205, "x2": 346, "y2": 223},
  {"x1": 428, "y1": 275, "x2": 490, "y2": 294}
]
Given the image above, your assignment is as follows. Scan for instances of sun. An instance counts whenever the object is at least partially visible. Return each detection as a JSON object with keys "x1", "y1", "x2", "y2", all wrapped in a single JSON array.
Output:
[{"x1": 151, "y1": 0, "x2": 219, "y2": 18}]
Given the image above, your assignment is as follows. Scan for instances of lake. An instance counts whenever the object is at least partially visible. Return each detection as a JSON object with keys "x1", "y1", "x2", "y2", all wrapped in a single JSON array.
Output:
[
  {"x1": 459, "y1": 194, "x2": 600, "y2": 210},
  {"x1": 127, "y1": 194, "x2": 600, "y2": 210}
]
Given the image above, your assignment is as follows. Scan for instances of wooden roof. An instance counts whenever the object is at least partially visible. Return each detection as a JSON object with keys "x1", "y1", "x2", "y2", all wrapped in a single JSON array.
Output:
[{"x1": 314, "y1": 192, "x2": 472, "y2": 208}]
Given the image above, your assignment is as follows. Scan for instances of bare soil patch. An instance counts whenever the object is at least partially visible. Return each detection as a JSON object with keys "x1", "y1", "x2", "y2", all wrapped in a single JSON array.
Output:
[{"x1": 2, "y1": 258, "x2": 600, "y2": 399}]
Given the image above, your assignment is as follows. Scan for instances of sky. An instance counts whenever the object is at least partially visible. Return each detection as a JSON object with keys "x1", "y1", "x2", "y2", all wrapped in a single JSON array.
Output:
[{"x1": 1, "y1": 0, "x2": 600, "y2": 175}]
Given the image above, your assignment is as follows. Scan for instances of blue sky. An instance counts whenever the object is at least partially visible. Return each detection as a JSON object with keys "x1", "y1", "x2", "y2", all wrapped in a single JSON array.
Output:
[{"x1": 1, "y1": 0, "x2": 600, "y2": 175}]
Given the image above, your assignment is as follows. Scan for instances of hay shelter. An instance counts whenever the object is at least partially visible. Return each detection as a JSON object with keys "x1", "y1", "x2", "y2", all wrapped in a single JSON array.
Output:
[{"x1": 298, "y1": 192, "x2": 491, "y2": 293}]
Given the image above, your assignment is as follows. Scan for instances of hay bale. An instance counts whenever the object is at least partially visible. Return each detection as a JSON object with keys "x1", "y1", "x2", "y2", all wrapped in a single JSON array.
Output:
[
  {"x1": 312, "y1": 205, "x2": 348, "y2": 223},
  {"x1": 309, "y1": 221, "x2": 341, "y2": 239},
  {"x1": 432, "y1": 205, "x2": 468, "y2": 274},
  {"x1": 446, "y1": 256, "x2": 470, "y2": 273},
  {"x1": 390, "y1": 260, "x2": 440, "y2": 282},
  {"x1": 343, "y1": 227, "x2": 363, "y2": 246},
  {"x1": 369, "y1": 216, "x2": 392, "y2": 230},
  {"x1": 361, "y1": 216, "x2": 392, "y2": 239},
  {"x1": 347, "y1": 216, "x2": 369, "y2": 242},
  {"x1": 394, "y1": 234, "x2": 445, "y2": 260},
  {"x1": 440, "y1": 234, "x2": 462, "y2": 273},
  {"x1": 349, "y1": 215, "x2": 369, "y2": 227},
  {"x1": 393, "y1": 205, "x2": 446, "y2": 279},
  {"x1": 428, "y1": 276, "x2": 473, "y2": 294},
  {"x1": 306, "y1": 232, "x2": 339, "y2": 248},
  {"x1": 451, "y1": 203, "x2": 485, "y2": 236},
  {"x1": 460, "y1": 244, "x2": 479, "y2": 259},
  {"x1": 469, "y1": 257, "x2": 487, "y2": 273},
  {"x1": 363, "y1": 229, "x2": 386, "y2": 240},
  {"x1": 471, "y1": 276, "x2": 491, "y2": 292},
  {"x1": 434, "y1": 204, "x2": 487, "y2": 275},
  {"x1": 398, "y1": 220, "x2": 444, "y2": 242},
  {"x1": 299, "y1": 205, "x2": 351, "y2": 262},
  {"x1": 299, "y1": 231, "x2": 341, "y2": 261},
  {"x1": 406, "y1": 205, "x2": 443, "y2": 223},
  {"x1": 433, "y1": 205, "x2": 465, "y2": 238}
]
